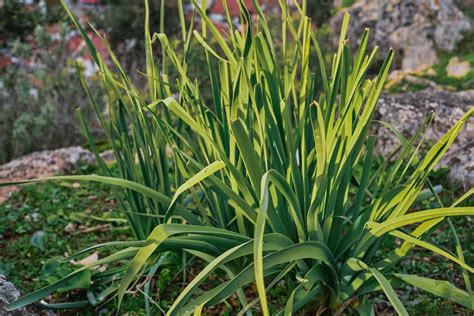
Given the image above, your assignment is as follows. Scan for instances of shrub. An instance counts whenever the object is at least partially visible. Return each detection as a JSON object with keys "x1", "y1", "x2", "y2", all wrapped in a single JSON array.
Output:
[
  {"x1": 306, "y1": 0, "x2": 334, "y2": 25},
  {"x1": 3, "y1": 0, "x2": 473, "y2": 314},
  {"x1": 0, "y1": 0, "x2": 65, "y2": 43},
  {"x1": 0, "y1": 22, "x2": 102, "y2": 163}
]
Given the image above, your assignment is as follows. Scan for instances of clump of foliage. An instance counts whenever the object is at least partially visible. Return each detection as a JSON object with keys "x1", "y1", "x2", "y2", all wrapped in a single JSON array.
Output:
[
  {"x1": 306, "y1": 0, "x2": 334, "y2": 25},
  {"x1": 3, "y1": 0, "x2": 473, "y2": 315},
  {"x1": 0, "y1": 0, "x2": 65, "y2": 42},
  {"x1": 0, "y1": 23, "x2": 102, "y2": 163},
  {"x1": 0, "y1": 1, "x2": 40, "y2": 41},
  {"x1": 98, "y1": 0, "x2": 183, "y2": 46}
]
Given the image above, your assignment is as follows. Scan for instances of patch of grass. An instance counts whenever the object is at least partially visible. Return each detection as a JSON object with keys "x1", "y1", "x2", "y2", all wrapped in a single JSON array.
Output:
[
  {"x1": 425, "y1": 33, "x2": 474, "y2": 91},
  {"x1": 387, "y1": 81, "x2": 429, "y2": 94},
  {"x1": 342, "y1": 0, "x2": 356, "y2": 8},
  {"x1": 0, "y1": 165, "x2": 136, "y2": 312},
  {"x1": 466, "y1": 10, "x2": 474, "y2": 21},
  {"x1": 0, "y1": 164, "x2": 209, "y2": 314}
]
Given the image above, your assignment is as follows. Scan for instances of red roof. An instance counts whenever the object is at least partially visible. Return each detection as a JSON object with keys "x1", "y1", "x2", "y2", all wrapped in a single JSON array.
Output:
[
  {"x1": 208, "y1": 0, "x2": 279, "y2": 17},
  {"x1": 0, "y1": 55, "x2": 12, "y2": 70},
  {"x1": 66, "y1": 31, "x2": 109, "y2": 63},
  {"x1": 79, "y1": 0, "x2": 101, "y2": 4}
]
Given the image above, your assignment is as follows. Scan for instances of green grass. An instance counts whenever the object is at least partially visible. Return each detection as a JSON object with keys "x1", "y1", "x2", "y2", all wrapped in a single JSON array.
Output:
[
  {"x1": 0, "y1": 165, "x2": 123, "y2": 289},
  {"x1": 385, "y1": 169, "x2": 474, "y2": 315},
  {"x1": 0, "y1": 165, "x2": 157, "y2": 314},
  {"x1": 427, "y1": 47, "x2": 474, "y2": 91},
  {"x1": 0, "y1": 165, "x2": 129, "y2": 311},
  {"x1": 342, "y1": 0, "x2": 356, "y2": 8}
]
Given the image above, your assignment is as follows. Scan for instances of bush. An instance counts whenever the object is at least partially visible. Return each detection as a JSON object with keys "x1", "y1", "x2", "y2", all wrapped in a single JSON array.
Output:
[
  {"x1": 3, "y1": 0, "x2": 473, "y2": 314},
  {"x1": 0, "y1": 0, "x2": 65, "y2": 43},
  {"x1": 306, "y1": 0, "x2": 334, "y2": 25},
  {"x1": 0, "y1": 23, "x2": 102, "y2": 163}
]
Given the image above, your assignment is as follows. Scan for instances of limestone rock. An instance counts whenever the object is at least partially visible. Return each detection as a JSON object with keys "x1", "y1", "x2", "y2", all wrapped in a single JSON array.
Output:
[
  {"x1": 0, "y1": 275, "x2": 26, "y2": 315},
  {"x1": 0, "y1": 147, "x2": 95, "y2": 203},
  {"x1": 331, "y1": 0, "x2": 472, "y2": 71},
  {"x1": 374, "y1": 89, "x2": 474, "y2": 187},
  {"x1": 446, "y1": 57, "x2": 471, "y2": 78},
  {"x1": 0, "y1": 275, "x2": 54, "y2": 315}
]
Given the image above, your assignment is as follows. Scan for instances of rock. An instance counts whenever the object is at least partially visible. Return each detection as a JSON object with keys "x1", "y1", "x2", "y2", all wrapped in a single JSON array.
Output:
[
  {"x1": 446, "y1": 56, "x2": 471, "y2": 78},
  {"x1": 0, "y1": 275, "x2": 25, "y2": 315},
  {"x1": 386, "y1": 70, "x2": 440, "y2": 90},
  {"x1": 0, "y1": 147, "x2": 95, "y2": 203},
  {"x1": 331, "y1": 0, "x2": 472, "y2": 71},
  {"x1": 374, "y1": 88, "x2": 474, "y2": 187},
  {"x1": 64, "y1": 223, "x2": 76, "y2": 234},
  {"x1": 425, "y1": 67, "x2": 437, "y2": 77},
  {"x1": 0, "y1": 275, "x2": 54, "y2": 315},
  {"x1": 99, "y1": 149, "x2": 115, "y2": 164}
]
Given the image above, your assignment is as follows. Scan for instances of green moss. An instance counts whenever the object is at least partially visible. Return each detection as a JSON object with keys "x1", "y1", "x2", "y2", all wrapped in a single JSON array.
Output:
[
  {"x1": 424, "y1": 32, "x2": 474, "y2": 90},
  {"x1": 387, "y1": 81, "x2": 429, "y2": 94},
  {"x1": 342, "y1": 0, "x2": 357, "y2": 7},
  {"x1": 385, "y1": 30, "x2": 474, "y2": 93}
]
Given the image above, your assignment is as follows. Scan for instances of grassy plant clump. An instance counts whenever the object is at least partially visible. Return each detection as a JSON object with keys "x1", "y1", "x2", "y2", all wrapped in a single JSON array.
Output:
[{"x1": 2, "y1": 0, "x2": 473, "y2": 314}]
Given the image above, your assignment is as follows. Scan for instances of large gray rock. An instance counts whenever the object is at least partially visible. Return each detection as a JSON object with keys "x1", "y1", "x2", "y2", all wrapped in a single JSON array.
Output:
[
  {"x1": 0, "y1": 147, "x2": 95, "y2": 203},
  {"x1": 374, "y1": 89, "x2": 474, "y2": 187},
  {"x1": 0, "y1": 275, "x2": 54, "y2": 315},
  {"x1": 331, "y1": 0, "x2": 472, "y2": 71},
  {"x1": 0, "y1": 275, "x2": 26, "y2": 315}
]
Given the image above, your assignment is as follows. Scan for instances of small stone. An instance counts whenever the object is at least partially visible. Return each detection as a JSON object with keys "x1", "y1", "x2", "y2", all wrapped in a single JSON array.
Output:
[
  {"x1": 446, "y1": 57, "x2": 471, "y2": 78},
  {"x1": 99, "y1": 149, "x2": 115, "y2": 163},
  {"x1": 31, "y1": 212, "x2": 41, "y2": 222},
  {"x1": 425, "y1": 67, "x2": 437, "y2": 77},
  {"x1": 64, "y1": 223, "x2": 76, "y2": 234}
]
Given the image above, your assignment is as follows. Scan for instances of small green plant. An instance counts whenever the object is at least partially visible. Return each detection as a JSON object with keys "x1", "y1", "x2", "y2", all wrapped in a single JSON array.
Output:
[{"x1": 3, "y1": 0, "x2": 473, "y2": 314}]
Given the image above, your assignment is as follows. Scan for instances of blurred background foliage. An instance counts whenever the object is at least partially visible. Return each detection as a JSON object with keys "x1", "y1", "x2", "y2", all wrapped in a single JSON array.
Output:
[
  {"x1": 0, "y1": 1, "x2": 187, "y2": 163},
  {"x1": 0, "y1": 22, "x2": 102, "y2": 163},
  {"x1": 0, "y1": 0, "x2": 473, "y2": 164}
]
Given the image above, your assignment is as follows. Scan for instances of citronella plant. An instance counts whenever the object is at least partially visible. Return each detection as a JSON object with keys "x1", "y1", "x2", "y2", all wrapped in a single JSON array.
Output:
[{"x1": 4, "y1": 0, "x2": 473, "y2": 314}]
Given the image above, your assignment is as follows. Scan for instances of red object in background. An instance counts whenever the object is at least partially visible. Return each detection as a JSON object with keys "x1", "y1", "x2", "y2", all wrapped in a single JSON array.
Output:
[
  {"x1": 208, "y1": 0, "x2": 279, "y2": 17},
  {"x1": 79, "y1": 0, "x2": 101, "y2": 4},
  {"x1": 66, "y1": 31, "x2": 108, "y2": 62},
  {"x1": 202, "y1": 0, "x2": 281, "y2": 34},
  {"x1": 0, "y1": 55, "x2": 12, "y2": 70}
]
